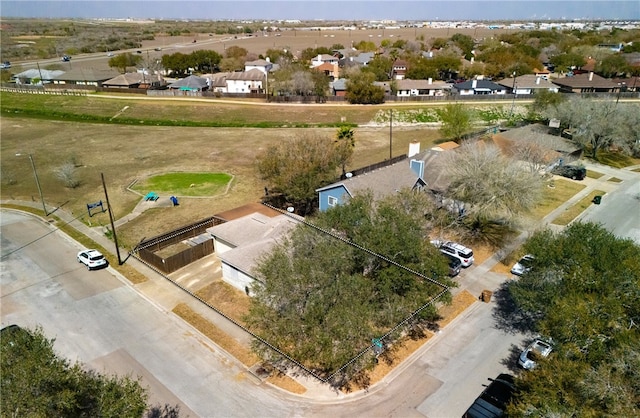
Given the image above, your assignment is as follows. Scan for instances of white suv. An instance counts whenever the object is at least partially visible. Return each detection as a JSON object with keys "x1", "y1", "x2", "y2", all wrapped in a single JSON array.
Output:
[{"x1": 432, "y1": 240, "x2": 474, "y2": 267}]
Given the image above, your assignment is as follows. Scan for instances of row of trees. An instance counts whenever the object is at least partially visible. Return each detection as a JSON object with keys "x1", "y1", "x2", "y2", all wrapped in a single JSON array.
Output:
[{"x1": 505, "y1": 222, "x2": 640, "y2": 416}]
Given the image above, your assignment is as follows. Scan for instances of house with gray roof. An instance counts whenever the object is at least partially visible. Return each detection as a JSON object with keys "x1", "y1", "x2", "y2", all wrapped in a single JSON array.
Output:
[
  {"x1": 206, "y1": 212, "x2": 299, "y2": 293},
  {"x1": 395, "y1": 78, "x2": 449, "y2": 97},
  {"x1": 452, "y1": 79, "x2": 507, "y2": 95},
  {"x1": 496, "y1": 74, "x2": 559, "y2": 95},
  {"x1": 167, "y1": 74, "x2": 210, "y2": 91},
  {"x1": 11, "y1": 68, "x2": 64, "y2": 85},
  {"x1": 50, "y1": 68, "x2": 121, "y2": 87},
  {"x1": 316, "y1": 141, "x2": 456, "y2": 212}
]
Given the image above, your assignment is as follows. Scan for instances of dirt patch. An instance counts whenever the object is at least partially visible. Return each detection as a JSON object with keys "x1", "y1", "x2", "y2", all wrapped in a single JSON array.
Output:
[
  {"x1": 172, "y1": 303, "x2": 259, "y2": 367},
  {"x1": 195, "y1": 281, "x2": 251, "y2": 326}
]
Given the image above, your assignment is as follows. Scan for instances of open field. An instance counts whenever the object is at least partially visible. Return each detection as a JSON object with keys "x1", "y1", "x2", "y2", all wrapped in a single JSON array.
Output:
[{"x1": 1, "y1": 114, "x2": 442, "y2": 247}]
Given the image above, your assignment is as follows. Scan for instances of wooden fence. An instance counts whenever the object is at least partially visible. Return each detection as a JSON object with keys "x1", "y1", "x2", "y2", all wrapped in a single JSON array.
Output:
[{"x1": 135, "y1": 216, "x2": 225, "y2": 274}]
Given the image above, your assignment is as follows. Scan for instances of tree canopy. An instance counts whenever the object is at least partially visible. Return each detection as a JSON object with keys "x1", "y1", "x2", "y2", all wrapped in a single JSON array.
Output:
[
  {"x1": 1, "y1": 325, "x2": 150, "y2": 417},
  {"x1": 345, "y1": 70, "x2": 386, "y2": 104},
  {"x1": 256, "y1": 134, "x2": 345, "y2": 214},
  {"x1": 505, "y1": 222, "x2": 640, "y2": 416},
  {"x1": 246, "y1": 190, "x2": 453, "y2": 386}
]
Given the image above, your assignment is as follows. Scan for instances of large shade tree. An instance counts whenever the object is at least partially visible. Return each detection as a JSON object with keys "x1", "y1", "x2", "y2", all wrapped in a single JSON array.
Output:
[{"x1": 246, "y1": 190, "x2": 452, "y2": 386}]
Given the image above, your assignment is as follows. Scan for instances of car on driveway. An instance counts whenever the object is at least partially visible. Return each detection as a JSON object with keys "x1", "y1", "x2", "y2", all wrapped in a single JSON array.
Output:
[
  {"x1": 518, "y1": 338, "x2": 553, "y2": 370},
  {"x1": 431, "y1": 240, "x2": 475, "y2": 267},
  {"x1": 552, "y1": 164, "x2": 586, "y2": 180},
  {"x1": 441, "y1": 252, "x2": 462, "y2": 277},
  {"x1": 77, "y1": 249, "x2": 108, "y2": 270},
  {"x1": 511, "y1": 254, "x2": 535, "y2": 276}
]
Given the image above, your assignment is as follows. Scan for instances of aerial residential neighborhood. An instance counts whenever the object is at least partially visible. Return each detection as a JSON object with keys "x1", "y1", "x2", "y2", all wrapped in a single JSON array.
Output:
[{"x1": 1, "y1": 8, "x2": 640, "y2": 418}]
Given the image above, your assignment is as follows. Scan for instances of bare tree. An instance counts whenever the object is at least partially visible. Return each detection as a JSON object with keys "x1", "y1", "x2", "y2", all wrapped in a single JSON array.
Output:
[
  {"x1": 55, "y1": 162, "x2": 80, "y2": 188},
  {"x1": 441, "y1": 142, "x2": 543, "y2": 223}
]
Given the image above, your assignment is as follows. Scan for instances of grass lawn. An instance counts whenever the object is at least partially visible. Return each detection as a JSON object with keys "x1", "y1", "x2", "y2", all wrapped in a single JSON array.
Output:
[
  {"x1": 527, "y1": 178, "x2": 586, "y2": 220},
  {"x1": 552, "y1": 190, "x2": 606, "y2": 226},
  {"x1": 132, "y1": 172, "x2": 233, "y2": 197}
]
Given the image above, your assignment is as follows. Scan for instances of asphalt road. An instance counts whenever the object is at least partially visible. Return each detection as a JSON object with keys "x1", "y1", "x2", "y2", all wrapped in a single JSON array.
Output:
[{"x1": 0, "y1": 210, "x2": 294, "y2": 417}]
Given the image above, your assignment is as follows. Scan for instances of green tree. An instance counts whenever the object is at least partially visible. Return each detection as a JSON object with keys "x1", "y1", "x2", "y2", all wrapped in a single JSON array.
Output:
[
  {"x1": 363, "y1": 55, "x2": 393, "y2": 81},
  {"x1": 161, "y1": 52, "x2": 191, "y2": 76},
  {"x1": 246, "y1": 190, "x2": 451, "y2": 385},
  {"x1": 451, "y1": 33, "x2": 475, "y2": 60},
  {"x1": 596, "y1": 53, "x2": 630, "y2": 77},
  {"x1": 436, "y1": 103, "x2": 473, "y2": 141},
  {"x1": 345, "y1": 70, "x2": 385, "y2": 104},
  {"x1": 256, "y1": 134, "x2": 342, "y2": 214},
  {"x1": 224, "y1": 45, "x2": 248, "y2": 59},
  {"x1": 108, "y1": 52, "x2": 142, "y2": 73},
  {"x1": 335, "y1": 126, "x2": 355, "y2": 176},
  {"x1": 1, "y1": 326, "x2": 149, "y2": 417},
  {"x1": 505, "y1": 222, "x2": 640, "y2": 416},
  {"x1": 549, "y1": 52, "x2": 586, "y2": 73}
]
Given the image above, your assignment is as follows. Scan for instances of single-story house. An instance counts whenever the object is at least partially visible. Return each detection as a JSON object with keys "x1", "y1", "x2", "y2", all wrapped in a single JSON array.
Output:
[
  {"x1": 50, "y1": 68, "x2": 121, "y2": 87},
  {"x1": 331, "y1": 78, "x2": 348, "y2": 96},
  {"x1": 168, "y1": 74, "x2": 210, "y2": 91},
  {"x1": 102, "y1": 71, "x2": 165, "y2": 89},
  {"x1": 11, "y1": 68, "x2": 64, "y2": 85},
  {"x1": 316, "y1": 141, "x2": 457, "y2": 211},
  {"x1": 496, "y1": 74, "x2": 559, "y2": 95},
  {"x1": 551, "y1": 72, "x2": 620, "y2": 93},
  {"x1": 206, "y1": 211, "x2": 299, "y2": 293},
  {"x1": 452, "y1": 79, "x2": 507, "y2": 95},
  {"x1": 395, "y1": 78, "x2": 449, "y2": 97},
  {"x1": 495, "y1": 123, "x2": 583, "y2": 165}
]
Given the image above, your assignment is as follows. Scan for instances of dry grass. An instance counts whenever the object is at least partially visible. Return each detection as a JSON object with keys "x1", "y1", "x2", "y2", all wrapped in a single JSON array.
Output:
[
  {"x1": 195, "y1": 281, "x2": 251, "y2": 326},
  {"x1": 1, "y1": 116, "x2": 441, "y2": 249},
  {"x1": 265, "y1": 372, "x2": 307, "y2": 395},
  {"x1": 172, "y1": 303, "x2": 260, "y2": 367}
]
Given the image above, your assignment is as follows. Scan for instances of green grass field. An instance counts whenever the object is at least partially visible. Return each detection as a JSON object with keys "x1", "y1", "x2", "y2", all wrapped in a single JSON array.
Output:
[{"x1": 132, "y1": 172, "x2": 233, "y2": 197}]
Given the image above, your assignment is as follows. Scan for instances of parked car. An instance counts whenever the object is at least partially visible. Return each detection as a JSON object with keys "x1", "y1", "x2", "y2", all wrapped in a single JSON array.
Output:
[
  {"x1": 61, "y1": 55, "x2": 71, "y2": 62},
  {"x1": 77, "y1": 249, "x2": 108, "y2": 270},
  {"x1": 441, "y1": 253, "x2": 462, "y2": 277},
  {"x1": 1, "y1": 61, "x2": 11, "y2": 69},
  {"x1": 551, "y1": 164, "x2": 586, "y2": 180},
  {"x1": 431, "y1": 240, "x2": 475, "y2": 267},
  {"x1": 518, "y1": 338, "x2": 553, "y2": 370},
  {"x1": 463, "y1": 373, "x2": 516, "y2": 418},
  {"x1": 511, "y1": 254, "x2": 535, "y2": 276}
]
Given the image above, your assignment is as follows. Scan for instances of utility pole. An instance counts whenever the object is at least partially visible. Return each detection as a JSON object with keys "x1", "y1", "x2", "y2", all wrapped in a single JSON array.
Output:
[
  {"x1": 101, "y1": 173, "x2": 123, "y2": 265},
  {"x1": 28, "y1": 154, "x2": 47, "y2": 216},
  {"x1": 389, "y1": 109, "x2": 393, "y2": 160}
]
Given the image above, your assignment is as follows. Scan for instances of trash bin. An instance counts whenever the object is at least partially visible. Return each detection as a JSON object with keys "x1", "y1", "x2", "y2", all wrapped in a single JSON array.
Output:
[
  {"x1": 481, "y1": 290, "x2": 493, "y2": 303},
  {"x1": 592, "y1": 196, "x2": 602, "y2": 205}
]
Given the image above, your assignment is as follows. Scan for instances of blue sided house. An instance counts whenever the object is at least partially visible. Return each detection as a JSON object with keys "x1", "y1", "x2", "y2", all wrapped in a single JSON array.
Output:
[{"x1": 316, "y1": 141, "x2": 459, "y2": 212}]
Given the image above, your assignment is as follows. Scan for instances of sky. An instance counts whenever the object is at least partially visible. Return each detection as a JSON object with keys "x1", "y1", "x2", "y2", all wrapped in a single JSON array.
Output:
[{"x1": 1, "y1": 1, "x2": 639, "y2": 21}]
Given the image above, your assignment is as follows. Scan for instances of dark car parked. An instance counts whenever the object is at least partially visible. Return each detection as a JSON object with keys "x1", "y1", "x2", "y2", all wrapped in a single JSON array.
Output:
[
  {"x1": 464, "y1": 373, "x2": 516, "y2": 418},
  {"x1": 552, "y1": 164, "x2": 586, "y2": 180},
  {"x1": 442, "y1": 253, "x2": 462, "y2": 277}
]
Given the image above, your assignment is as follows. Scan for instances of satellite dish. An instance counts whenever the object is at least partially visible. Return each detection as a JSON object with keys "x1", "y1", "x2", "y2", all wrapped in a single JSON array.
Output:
[
  {"x1": 287, "y1": 207, "x2": 294, "y2": 213},
  {"x1": 345, "y1": 172, "x2": 353, "y2": 178}
]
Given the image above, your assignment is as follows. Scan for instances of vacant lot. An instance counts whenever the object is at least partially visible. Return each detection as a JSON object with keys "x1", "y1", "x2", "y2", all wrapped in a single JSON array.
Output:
[{"x1": 1, "y1": 111, "x2": 441, "y2": 247}]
